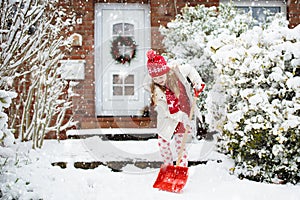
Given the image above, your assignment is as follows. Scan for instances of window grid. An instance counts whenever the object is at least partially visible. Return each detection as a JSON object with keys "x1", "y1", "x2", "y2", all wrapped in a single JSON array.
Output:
[{"x1": 112, "y1": 74, "x2": 135, "y2": 96}]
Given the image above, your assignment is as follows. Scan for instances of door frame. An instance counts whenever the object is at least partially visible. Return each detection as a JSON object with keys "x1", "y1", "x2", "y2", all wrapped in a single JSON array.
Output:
[{"x1": 94, "y1": 3, "x2": 151, "y2": 116}]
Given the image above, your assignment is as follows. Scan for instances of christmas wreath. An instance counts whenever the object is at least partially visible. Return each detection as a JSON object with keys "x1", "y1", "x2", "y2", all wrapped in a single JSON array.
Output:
[{"x1": 110, "y1": 36, "x2": 137, "y2": 64}]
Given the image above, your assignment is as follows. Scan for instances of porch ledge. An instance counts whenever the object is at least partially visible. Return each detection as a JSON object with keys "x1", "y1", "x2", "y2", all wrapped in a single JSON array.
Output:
[{"x1": 66, "y1": 128, "x2": 158, "y2": 136}]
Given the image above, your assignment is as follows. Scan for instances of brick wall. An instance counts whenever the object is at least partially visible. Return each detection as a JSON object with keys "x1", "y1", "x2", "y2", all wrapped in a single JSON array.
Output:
[
  {"x1": 61, "y1": 0, "x2": 94, "y2": 129},
  {"x1": 63, "y1": 0, "x2": 299, "y2": 130},
  {"x1": 288, "y1": 0, "x2": 300, "y2": 28}
]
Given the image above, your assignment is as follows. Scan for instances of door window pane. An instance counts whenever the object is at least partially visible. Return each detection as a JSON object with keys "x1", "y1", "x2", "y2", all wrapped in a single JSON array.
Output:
[
  {"x1": 113, "y1": 86, "x2": 123, "y2": 96},
  {"x1": 113, "y1": 23, "x2": 123, "y2": 35},
  {"x1": 113, "y1": 74, "x2": 123, "y2": 84},
  {"x1": 124, "y1": 23, "x2": 134, "y2": 36},
  {"x1": 124, "y1": 75, "x2": 134, "y2": 84},
  {"x1": 125, "y1": 86, "x2": 134, "y2": 96},
  {"x1": 111, "y1": 23, "x2": 136, "y2": 65}
]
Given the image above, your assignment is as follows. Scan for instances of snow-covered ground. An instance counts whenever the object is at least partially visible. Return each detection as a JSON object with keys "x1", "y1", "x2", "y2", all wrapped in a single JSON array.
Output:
[{"x1": 2, "y1": 134, "x2": 299, "y2": 200}]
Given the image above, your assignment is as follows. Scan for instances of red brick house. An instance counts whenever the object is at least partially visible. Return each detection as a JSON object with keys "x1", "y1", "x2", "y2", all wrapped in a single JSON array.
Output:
[{"x1": 60, "y1": 0, "x2": 299, "y2": 134}]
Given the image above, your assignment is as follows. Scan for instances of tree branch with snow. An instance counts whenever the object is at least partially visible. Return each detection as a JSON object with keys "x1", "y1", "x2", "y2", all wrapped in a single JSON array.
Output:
[{"x1": 0, "y1": 0, "x2": 77, "y2": 148}]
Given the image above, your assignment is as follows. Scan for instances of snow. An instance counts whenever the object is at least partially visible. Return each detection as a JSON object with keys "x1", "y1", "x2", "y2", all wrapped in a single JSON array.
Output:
[
  {"x1": 1, "y1": 136, "x2": 300, "y2": 200},
  {"x1": 1, "y1": 2, "x2": 300, "y2": 199}
]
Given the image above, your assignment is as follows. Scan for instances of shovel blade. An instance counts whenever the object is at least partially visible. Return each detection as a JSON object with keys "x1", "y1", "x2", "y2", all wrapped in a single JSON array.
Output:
[{"x1": 153, "y1": 165, "x2": 189, "y2": 193}]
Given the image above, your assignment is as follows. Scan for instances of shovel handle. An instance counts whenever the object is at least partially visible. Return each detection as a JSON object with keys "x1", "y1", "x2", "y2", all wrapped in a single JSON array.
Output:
[{"x1": 176, "y1": 96, "x2": 198, "y2": 167}]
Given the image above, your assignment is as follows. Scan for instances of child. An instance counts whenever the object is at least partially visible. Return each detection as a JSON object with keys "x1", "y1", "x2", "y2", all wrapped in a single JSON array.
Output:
[{"x1": 145, "y1": 49, "x2": 205, "y2": 167}]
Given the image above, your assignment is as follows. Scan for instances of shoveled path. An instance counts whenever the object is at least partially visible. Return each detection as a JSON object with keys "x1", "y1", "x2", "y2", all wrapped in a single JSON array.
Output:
[{"x1": 48, "y1": 131, "x2": 219, "y2": 171}]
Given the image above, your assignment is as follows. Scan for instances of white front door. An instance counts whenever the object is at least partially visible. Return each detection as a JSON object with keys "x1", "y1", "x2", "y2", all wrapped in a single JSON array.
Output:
[{"x1": 95, "y1": 4, "x2": 151, "y2": 116}]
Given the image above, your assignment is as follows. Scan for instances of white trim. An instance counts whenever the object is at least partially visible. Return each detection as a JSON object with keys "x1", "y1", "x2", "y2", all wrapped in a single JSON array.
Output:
[{"x1": 220, "y1": 0, "x2": 287, "y2": 15}]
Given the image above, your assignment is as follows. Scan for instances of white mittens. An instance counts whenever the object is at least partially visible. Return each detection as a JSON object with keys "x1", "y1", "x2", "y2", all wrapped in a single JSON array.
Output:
[{"x1": 193, "y1": 83, "x2": 205, "y2": 96}]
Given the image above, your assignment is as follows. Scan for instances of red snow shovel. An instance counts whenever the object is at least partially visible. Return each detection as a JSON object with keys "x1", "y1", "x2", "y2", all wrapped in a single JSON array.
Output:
[{"x1": 153, "y1": 84, "x2": 205, "y2": 193}]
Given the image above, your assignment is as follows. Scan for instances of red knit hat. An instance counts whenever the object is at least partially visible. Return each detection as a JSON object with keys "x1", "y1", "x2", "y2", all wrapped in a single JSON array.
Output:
[{"x1": 146, "y1": 50, "x2": 170, "y2": 77}]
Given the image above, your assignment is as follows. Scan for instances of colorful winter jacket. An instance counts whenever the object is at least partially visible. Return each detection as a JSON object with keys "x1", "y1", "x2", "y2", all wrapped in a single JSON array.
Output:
[{"x1": 144, "y1": 64, "x2": 204, "y2": 141}]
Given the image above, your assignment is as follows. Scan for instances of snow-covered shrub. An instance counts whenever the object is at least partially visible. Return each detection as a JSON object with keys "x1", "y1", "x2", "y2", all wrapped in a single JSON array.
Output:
[
  {"x1": 0, "y1": 90, "x2": 22, "y2": 198},
  {"x1": 160, "y1": 3, "x2": 256, "y2": 131},
  {"x1": 0, "y1": 90, "x2": 34, "y2": 199},
  {"x1": 208, "y1": 14, "x2": 300, "y2": 184},
  {"x1": 0, "y1": 90, "x2": 17, "y2": 147},
  {"x1": 0, "y1": 0, "x2": 77, "y2": 148},
  {"x1": 0, "y1": 142, "x2": 43, "y2": 199},
  {"x1": 0, "y1": 154, "x2": 36, "y2": 199}
]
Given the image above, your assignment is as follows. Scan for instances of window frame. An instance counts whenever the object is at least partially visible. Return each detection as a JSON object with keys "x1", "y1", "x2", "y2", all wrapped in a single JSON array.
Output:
[{"x1": 220, "y1": 0, "x2": 287, "y2": 22}]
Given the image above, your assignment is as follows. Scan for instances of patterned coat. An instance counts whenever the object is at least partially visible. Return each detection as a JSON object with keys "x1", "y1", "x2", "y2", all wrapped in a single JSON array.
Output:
[{"x1": 144, "y1": 64, "x2": 204, "y2": 141}]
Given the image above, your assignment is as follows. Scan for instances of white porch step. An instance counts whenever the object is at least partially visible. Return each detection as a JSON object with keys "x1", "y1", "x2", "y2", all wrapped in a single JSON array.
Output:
[{"x1": 67, "y1": 128, "x2": 158, "y2": 137}]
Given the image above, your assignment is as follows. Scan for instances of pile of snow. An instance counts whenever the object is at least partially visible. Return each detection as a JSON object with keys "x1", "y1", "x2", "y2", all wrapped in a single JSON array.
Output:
[{"x1": 1, "y1": 138, "x2": 300, "y2": 200}]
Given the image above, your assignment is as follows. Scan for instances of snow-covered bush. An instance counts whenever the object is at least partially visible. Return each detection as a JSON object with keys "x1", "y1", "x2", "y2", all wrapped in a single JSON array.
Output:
[
  {"x1": 208, "y1": 14, "x2": 300, "y2": 184},
  {"x1": 0, "y1": 0, "x2": 77, "y2": 148},
  {"x1": 160, "y1": 3, "x2": 256, "y2": 130},
  {"x1": 0, "y1": 90, "x2": 35, "y2": 199},
  {"x1": 0, "y1": 153, "x2": 37, "y2": 199},
  {"x1": 0, "y1": 90, "x2": 17, "y2": 147}
]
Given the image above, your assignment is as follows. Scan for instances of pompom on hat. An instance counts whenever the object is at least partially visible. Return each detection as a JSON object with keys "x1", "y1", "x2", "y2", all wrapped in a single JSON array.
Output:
[{"x1": 146, "y1": 49, "x2": 170, "y2": 78}]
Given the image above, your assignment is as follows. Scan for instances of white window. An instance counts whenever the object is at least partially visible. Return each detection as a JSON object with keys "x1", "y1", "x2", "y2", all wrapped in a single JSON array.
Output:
[
  {"x1": 112, "y1": 74, "x2": 135, "y2": 96},
  {"x1": 113, "y1": 23, "x2": 134, "y2": 36},
  {"x1": 220, "y1": 0, "x2": 287, "y2": 24},
  {"x1": 111, "y1": 22, "x2": 136, "y2": 97}
]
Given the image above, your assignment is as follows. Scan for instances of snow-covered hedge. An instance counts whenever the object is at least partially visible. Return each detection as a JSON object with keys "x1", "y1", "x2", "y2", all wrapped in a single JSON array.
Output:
[
  {"x1": 160, "y1": 3, "x2": 256, "y2": 130},
  {"x1": 208, "y1": 15, "x2": 300, "y2": 184}
]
